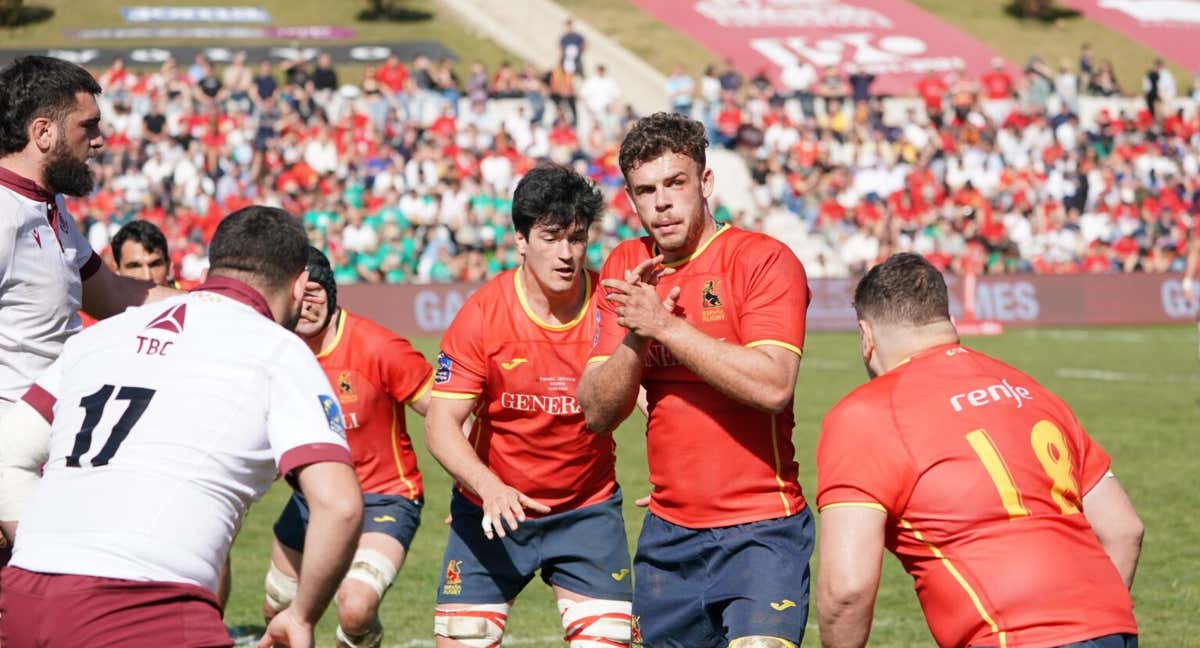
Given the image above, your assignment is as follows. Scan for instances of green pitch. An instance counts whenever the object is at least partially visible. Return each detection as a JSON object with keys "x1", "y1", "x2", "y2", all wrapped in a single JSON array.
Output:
[{"x1": 222, "y1": 325, "x2": 1199, "y2": 646}]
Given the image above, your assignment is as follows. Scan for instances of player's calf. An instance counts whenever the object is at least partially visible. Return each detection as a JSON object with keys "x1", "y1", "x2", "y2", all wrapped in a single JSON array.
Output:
[
  {"x1": 728, "y1": 636, "x2": 798, "y2": 648},
  {"x1": 434, "y1": 603, "x2": 510, "y2": 648},
  {"x1": 559, "y1": 597, "x2": 633, "y2": 647}
]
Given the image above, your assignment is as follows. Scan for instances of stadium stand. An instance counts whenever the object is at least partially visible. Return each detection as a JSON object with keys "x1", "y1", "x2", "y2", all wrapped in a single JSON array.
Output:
[{"x1": 71, "y1": 47, "x2": 1200, "y2": 287}]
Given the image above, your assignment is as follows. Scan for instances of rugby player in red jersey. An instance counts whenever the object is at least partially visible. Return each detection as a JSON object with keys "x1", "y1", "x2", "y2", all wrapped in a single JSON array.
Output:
[
  {"x1": 817, "y1": 253, "x2": 1143, "y2": 648},
  {"x1": 426, "y1": 165, "x2": 633, "y2": 647},
  {"x1": 261, "y1": 247, "x2": 434, "y2": 648},
  {"x1": 579, "y1": 112, "x2": 813, "y2": 648}
]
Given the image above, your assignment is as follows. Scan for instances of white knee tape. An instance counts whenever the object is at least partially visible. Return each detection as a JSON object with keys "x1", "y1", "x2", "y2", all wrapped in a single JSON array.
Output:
[
  {"x1": 434, "y1": 603, "x2": 510, "y2": 648},
  {"x1": 343, "y1": 548, "x2": 398, "y2": 599},
  {"x1": 558, "y1": 598, "x2": 632, "y2": 646},
  {"x1": 263, "y1": 563, "x2": 298, "y2": 613},
  {"x1": 336, "y1": 623, "x2": 383, "y2": 648}
]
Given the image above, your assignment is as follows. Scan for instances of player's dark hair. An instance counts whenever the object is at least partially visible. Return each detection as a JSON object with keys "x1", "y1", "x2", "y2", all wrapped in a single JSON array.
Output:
[
  {"x1": 618, "y1": 112, "x2": 707, "y2": 180},
  {"x1": 854, "y1": 253, "x2": 951, "y2": 325},
  {"x1": 0, "y1": 56, "x2": 102, "y2": 156},
  {"x1": 511, "y1": 164, "x2": 604, "y2": 238},
  {"x1": 111, "y1": 220, "x2": 168, "y2": 265},
  {"x1": 208, "y1": 205, "x2": 307, "y2": 290},
  {"x1": 305, "y1": 245, "x2": 338, "y2": 318}
]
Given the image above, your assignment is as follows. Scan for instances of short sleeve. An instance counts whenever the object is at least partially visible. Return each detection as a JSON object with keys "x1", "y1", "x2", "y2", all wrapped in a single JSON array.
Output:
[
  {"x1": 22, "y1": 356, "x2": 65, "y2": 424},
  {"x1": 737, "y1": 240, "x2": 809, "y2": 356},
  {"x1": 0, "y1": 211, "x2": 17, "y2": 282},
  {"x1": 380, "y1": 335, "x2": 434, "y2": 404},
  {"x1": 266, "y1": 338, "x2": 352, "y2": 481},
  {"x1": 59, "y1": 199, "x2": 98, "y2": 279},
  {"x1": 1059, "y1": 400, "x2": 1112, "y2": 495},
  {"x1": 431, "y1": 294, "x2": 487, "y2": 399},
  {"x1": 816, "y1": 393, "x2": 916, "y2": 515},
  {"x1": 588, "y1": 243, "x2": 641, "y2": 364}
]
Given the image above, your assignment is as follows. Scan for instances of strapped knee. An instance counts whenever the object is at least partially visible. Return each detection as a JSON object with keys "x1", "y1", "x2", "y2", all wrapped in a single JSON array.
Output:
[
  {"x1": 336, "y1": 622, "x2": 383, "y2": 648},
  {"x1": 263, "y1": 562, "x2": 298, "y2": 613},
  {"x1": 728, "y1": 636, "x2": 798, "y2": 648},
  {"x1": 343, "y1": 548, "x2": 399, "y2": 599},
  {"x1": 558, "y1": 598, "x2": 632, "y2": 647},
  {"x1": 434, "y1": 603, "x2": 510, "y2": 648}
]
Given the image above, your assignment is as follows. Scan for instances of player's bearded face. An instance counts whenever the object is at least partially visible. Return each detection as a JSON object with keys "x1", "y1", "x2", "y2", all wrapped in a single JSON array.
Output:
[
  {"x1": 43, "y1": 130, "x2": 95, "y2": 197},
  {"x1": 517, "y1": 222, "x2": 588, "y2": 295},
  {"x1": 625, "y1": 152, "x2": 715, "y2": 259}
]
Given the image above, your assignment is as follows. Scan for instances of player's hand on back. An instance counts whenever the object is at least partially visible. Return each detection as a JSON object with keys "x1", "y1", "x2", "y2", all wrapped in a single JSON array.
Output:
[
  {"x1": 477, "y1": 477, "x2": 551, "y2": 540},
  {"x1": 257, "y1": 607, "x2": 313, "y2": 648}
]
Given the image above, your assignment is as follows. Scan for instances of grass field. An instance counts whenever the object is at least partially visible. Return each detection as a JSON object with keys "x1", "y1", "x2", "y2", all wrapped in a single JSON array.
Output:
[{"x1": 221, "y1": 325, "x2": 1200, "y2": 647}]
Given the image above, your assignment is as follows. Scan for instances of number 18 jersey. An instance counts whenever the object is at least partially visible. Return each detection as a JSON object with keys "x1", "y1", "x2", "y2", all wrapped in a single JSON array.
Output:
[
  {"x1": 11, "y1": 278, "x2": 352, "y2": 594},
  {"x1": 817, "y1": 344, "x2": 1136, "y2": 648}
]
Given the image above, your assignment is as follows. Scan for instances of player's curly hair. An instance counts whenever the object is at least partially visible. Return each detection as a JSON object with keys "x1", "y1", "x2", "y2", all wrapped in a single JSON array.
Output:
[
  {"x1": 618, "y1": 112, "x2": 708, "y2": 179},
  {"x1": 512, "y1": 164, "x2": 604, "y2": 238},
  {"x1": 0, "y1": 56, "x2": 102, "y2": 156},
  {"x1": 854, "y1": 253, "x2": 951, "y2": 325}
]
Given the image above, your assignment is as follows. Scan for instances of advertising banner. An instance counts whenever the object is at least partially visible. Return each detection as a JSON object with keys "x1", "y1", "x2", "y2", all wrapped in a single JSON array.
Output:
[
  {"x1": 629, "y1": 0, "x2": 1010, "y2": 95},
  {"x1": 1062, "y1": 0, "x2": 1200, "y2": 71},
  {"x1": 0, "y1": 42, "x2": 456, "y2": 69},
  {"x1": 120, "y1": 6, "x2": 272, "y2": 23},
  {"x1": 341, "y1": 275, "x2": 1197, "y2": 339}
]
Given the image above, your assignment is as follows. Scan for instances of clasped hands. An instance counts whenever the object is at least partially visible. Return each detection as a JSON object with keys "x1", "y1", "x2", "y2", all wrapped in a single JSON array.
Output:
[{"x1": 601, "y1": 255, "x2": 682, "y2": 340}]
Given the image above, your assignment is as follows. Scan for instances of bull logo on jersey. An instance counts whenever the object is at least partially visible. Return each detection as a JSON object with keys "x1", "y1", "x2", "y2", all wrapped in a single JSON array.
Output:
[
  {"x1": 337, "y1": 371, "x2": 358, "y2": 403},
  {"x1": 701, "y1": 280, "x2": 726, "y2": 322},
  {"x1": 434, "y1": 352, "x2": 453, "y2": 385},
  {"x1": 145, "y1": 304, "x2": 187, "y2": 334},
  {"x1": 318, "y1": 394, "x2": 346, "y2": 439},
  {"x1": 442, "y1": 560, "x2": 463, "y2": 596}
]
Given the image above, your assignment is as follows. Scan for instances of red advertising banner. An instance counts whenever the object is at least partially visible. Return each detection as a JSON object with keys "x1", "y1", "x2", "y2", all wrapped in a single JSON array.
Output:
[
  {"x1": 1062, "y1": 0, "x2": 1200, "y2": 72},
  {"x1": 342, "y1": 275, "x2": 1196, "y2": 339},
  {"x1": 628, "y1": 0, "x2": 1010, "y2": 95}
]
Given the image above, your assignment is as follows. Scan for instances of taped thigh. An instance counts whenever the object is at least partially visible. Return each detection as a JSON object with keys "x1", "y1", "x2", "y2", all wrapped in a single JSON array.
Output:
[
  {"x1": 434, "y1": 603, "x2": 510, "y2": 648},
  {"x1": 558, "y1": 597, "x2": 632, "y2": 647}
]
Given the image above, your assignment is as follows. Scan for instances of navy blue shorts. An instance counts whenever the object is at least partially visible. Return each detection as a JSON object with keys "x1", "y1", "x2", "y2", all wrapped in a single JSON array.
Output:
[
  {"x1": 436, "y1": 488, "x2": 632, "y2": 604},
  {"x1": 273, "y1": 491, "x2": 422, "y2": 552},
  {"x1": 631, "y1": 507, "x2": 814, "y2": 648}
]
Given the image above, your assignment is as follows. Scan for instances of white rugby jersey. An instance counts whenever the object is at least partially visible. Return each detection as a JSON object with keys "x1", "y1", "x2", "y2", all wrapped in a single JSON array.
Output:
[
  {"x1": 11, "y1": 277, "x2": 352, "y2": 593},
  {"x1": 0, "y1": 167, "x2": 100, "y2": 414}
]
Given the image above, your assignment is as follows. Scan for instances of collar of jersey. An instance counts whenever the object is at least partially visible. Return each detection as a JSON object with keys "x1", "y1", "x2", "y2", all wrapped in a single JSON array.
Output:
[
  {"x1": 513, "y1": 267, "x2": 592, "y2": 332},
  {"x1": 316, "y1": 308, "x2": 347, "y2": 359},
  {"x1": 190, "y1": 276, "x2": 274, "y2": 320},
  {"x1": 893, "y1": 342, "x2": 966, "y2": 372},
  {"x1": 0, "y1": 165, "x2": 54, "y2": 203},
  {"x1": 654, "y1": 222, "x2": 731, "y2": 269}
]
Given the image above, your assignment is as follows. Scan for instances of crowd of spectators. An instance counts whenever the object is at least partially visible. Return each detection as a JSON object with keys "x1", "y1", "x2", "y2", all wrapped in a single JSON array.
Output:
[{"x1": 72, "y1": 35, "x2": 1200, "y2": 286}]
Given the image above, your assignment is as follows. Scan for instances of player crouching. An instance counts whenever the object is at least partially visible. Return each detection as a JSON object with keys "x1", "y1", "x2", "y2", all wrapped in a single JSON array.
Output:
[{"x1": 261, "y1": 247, "x2": 435, "y2": 648}]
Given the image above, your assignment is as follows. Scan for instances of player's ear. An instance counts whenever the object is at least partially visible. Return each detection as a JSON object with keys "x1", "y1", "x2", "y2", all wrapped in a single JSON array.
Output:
[
  {"x1": 30, "y1": 116, "x2": 55, "y2": 153},
  {"x1": 858, "y1": 319, "x2": 877, "y2": 372},
  {"x1": 514, "y1": 229, "x2": 528, "y2": 256},
  {"x1": 700, "y1": 165, "x2": 715, "y2": 199}
]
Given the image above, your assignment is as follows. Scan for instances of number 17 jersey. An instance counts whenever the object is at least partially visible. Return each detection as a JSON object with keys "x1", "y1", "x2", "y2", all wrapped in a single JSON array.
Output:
[{"x1": 817, "y1": 344, "x2": 1136, "y2": 648}]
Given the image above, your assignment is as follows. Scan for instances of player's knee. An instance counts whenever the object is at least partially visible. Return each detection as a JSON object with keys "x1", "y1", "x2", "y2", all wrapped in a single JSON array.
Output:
[
  {"x1": 336, "y1": 618, "x2": 383, "y2": 648},
  {"x1": 263, "y1": 562, "x2": 298, "y2": 616},
  {"x1": 335, "y1": 585, "x2": 381, "y2": 636},
  {"x1": 343, "y1": 548, "x2": 399, "y2": 600},
  {"x1": 727, "y1": 636, "x2": 797, "y2": 648},
  {"x1": 434, "y1": 603, "x2": 510, "y2": 648},
  {"x1": 558, "y1": 597, "x2": 632, "y2": 647}
]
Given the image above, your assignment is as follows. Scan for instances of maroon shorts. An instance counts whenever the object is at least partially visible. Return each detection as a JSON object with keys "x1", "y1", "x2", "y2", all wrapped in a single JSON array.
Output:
[{"x1": 0, "y1": 567, "x2": 232, "y2": 647}]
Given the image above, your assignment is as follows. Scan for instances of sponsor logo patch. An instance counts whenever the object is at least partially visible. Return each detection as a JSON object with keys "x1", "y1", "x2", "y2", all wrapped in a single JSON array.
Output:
[
  {"x1": 500, "y1": 357, "x2": 528, "y2": 371},
  {"x1": 319, "y1": 394, "x2": 346, "y2": 438},
  {"x1": 442, "y1": 559, "x2": 463, "y2": 595},
  {"x1": 434, "y1": 352, "x2": 453, "y2": 385},
  {"x1": 611, "y1": 568, "x2": 629, "y2": 581},
  {"x1": 770, "y1": 599, "x2": 796, "y2": 611}
]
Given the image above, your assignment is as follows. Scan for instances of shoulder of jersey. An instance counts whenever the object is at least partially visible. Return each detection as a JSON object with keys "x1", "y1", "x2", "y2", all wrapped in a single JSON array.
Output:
[
  {"x1": 342, "y1": 309, "x2": 408, "y2": 347},
  {"x1": 825, "y1": 375, "x2": 896, "y2": 426}
]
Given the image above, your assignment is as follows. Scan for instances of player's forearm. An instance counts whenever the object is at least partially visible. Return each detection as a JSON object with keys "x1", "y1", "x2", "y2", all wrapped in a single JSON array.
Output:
[
  {"x1": 818, "y1": 599, "x2": 874, "y2": 648},
  {"x1": 656, "y1": 319, "x2": 797, "y2": 413},
  {"x1": 578, "y1": 339, "x2": 645, "y2": 434},
  {"x1": 292, "y1": 463, "x2": 362, "y2": 624},
  {"x1": 425, "y1": 411, "x2": 506, "y2": 498}
]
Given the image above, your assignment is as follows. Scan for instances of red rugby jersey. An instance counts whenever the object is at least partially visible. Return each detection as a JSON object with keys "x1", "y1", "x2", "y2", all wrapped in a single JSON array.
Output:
[
  {"x1": 817, "y1": 344, "x2": 1137, "y2": 648},
  {"x1": 432, "y1": 268, "x2": 617, "y2": 514},
  {"x1": 590, "y1": 224, "x2": 811, "y2": 528},
  {"x1": 317, "y1": 309, "x2": 433, "y2": 499}
]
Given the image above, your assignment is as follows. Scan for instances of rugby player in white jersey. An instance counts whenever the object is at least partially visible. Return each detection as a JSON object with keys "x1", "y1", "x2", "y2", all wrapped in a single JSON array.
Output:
[{"x1": 0, "y1": 206, "x2": 363, "y2": 648}]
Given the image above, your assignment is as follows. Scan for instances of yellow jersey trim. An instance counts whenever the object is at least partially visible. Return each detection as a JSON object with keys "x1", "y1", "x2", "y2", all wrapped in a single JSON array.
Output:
[
  {"x1": 657, "y1": 222, "x2": 731, "y2": 268},
  {"x1": 586, "y1": 355, "x2": 610, "y2": 365},
  {"x1": 388, "y1": 401, "x2": 418, "y2": 500},
  {"x1": 430, "y1": 390, "x2": 479, "y2": 400},
  {"x1": 315, "y1": 308, "x2": 347, "y2": 359},
  {"x1": 818, "y1": 502, "x2": 887, "y2": 513},
  {"x1": 407, "y1": 373, "x2": 435, "y2": 404},
  {"x1": 769, "y1": 415, "x2": 793, "y2": 517},
  {"x1": 746, "y1": 339, "x2": 803, "y2": 357},
  {"x1": 900, "y1": 519, "x2": 1006, "y2": 647},
  {"x1": 513, "y1": 267, "x2": 592, "y2": 332}
]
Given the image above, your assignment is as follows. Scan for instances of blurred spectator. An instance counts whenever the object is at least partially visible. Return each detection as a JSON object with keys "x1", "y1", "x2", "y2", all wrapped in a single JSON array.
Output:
[
  {"x1": 718, "y1": 58, "x2": 743, "y2": 93},
  {"x1": 1088, "y1": 59, "x2": 1121, "y2": 96},
  {"x1": 560, "y1": 18, "x2": 585, "y2": 76},
  {"x1": 847, "y1": 64, "x2": 876, "y2": 103},
  {"x1": 665, "y1": 64, "x2": 695, "y2": 115},
  {"x1": 312, "y1": 53, "x2": 339, "y2": 93},
  {"x1": 1142, "y1": 58, "x2": 1175, "y2": 118}
]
